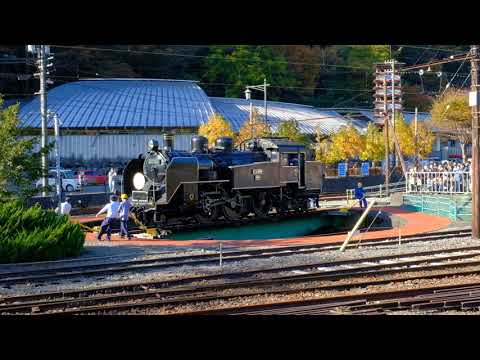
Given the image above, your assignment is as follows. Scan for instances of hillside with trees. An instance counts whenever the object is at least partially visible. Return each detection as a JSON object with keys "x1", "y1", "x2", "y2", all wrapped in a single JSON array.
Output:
[{"x1": 0, "y1": 45, "x2": 471, "y2": 110}]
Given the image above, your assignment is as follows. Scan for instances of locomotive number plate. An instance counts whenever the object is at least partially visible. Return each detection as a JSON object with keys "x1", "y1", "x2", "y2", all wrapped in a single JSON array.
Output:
[
  {"x1": 132, "y1": 191, "x2": 149, "y2": 203},
  {"x1": 252, "y1": 169, "x2": 263, "y2": 175},
  {"x1": 254, "y1": 175, "x2": 262, "y2": 181}
]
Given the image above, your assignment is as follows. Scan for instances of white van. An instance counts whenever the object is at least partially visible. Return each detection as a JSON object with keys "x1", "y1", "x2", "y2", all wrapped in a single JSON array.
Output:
[{"x1": 35, "y1": 169, "x2": 81, "y2": 193}]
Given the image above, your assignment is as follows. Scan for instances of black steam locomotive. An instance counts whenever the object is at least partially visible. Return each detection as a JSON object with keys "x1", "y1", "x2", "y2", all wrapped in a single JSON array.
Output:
[{"x1": 122, "y1": 134, "x2": 324, "y2": 226}]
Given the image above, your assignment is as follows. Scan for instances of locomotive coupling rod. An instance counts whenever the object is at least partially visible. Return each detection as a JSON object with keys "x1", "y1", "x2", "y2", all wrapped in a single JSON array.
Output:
[{"x1": 339, "y1": 200, "x2": 376, "y2": 252}]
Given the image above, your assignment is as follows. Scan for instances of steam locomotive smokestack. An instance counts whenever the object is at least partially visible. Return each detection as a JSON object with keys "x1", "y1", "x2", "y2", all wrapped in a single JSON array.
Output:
[
  {"x1": 215, "y1": 137, "x2": 233, "y2": 152},
  {"x1": 163, "y1": 133, "x2": 174, "y2": 151},
  {"x1": 191, "y1": 135, "x2": 208, "y2": 153}
]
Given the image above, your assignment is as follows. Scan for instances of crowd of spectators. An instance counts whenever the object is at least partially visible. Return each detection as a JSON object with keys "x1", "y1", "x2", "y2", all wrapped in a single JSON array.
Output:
[{"x1": 407, "y1": 159, "x2": 472, "y2": 193}]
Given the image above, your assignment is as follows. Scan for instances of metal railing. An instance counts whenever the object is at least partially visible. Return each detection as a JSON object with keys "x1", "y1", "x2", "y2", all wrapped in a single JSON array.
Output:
[
  {"x1": 346, "y1": 181, "x2": 406, "y2": 203},
  {"x1": 403, "y1": 194, "x2": 472, "y2": 221},
  {"x1": 406, "y1": 171, "x2": 471, "y2": 194}
]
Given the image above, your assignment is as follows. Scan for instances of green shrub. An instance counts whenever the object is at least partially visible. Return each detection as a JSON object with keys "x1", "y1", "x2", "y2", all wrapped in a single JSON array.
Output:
[{"x1": 0, "y1": 201, "x2": 85, "y2": 263}]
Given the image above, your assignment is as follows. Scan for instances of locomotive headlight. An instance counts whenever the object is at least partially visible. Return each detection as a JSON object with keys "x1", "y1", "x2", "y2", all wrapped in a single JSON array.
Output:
[{"x1": 133, "y1": 172, "x2": 146, "y2": 190}]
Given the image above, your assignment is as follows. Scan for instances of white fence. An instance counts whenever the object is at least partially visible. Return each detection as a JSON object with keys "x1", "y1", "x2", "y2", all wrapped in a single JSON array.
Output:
[{"x1": 406, "y1": 171, "x2": 471, "y2": 194}]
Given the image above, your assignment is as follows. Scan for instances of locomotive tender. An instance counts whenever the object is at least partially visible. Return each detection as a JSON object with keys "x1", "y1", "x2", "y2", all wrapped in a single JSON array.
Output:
[{"x1": 122, "y1": 134, "x2": 324, "y2": 226}]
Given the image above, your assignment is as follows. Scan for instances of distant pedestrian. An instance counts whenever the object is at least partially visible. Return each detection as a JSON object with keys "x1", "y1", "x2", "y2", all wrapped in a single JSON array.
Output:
[
  {"x1": 354, "y1": 182, "x2": 367, "y2": 209},
  {"x1": 55, "y1": 197, "x2": 72, "y2": 216},
  {"x1": 118, "y1": 194, "x2": 132, "y2": 240},
  {"x1": 96, "y1": 195, "x2": 120, "y2": 241},
  {"x1": 108, "y1": 167, "x2": 117, "y2": 193}
]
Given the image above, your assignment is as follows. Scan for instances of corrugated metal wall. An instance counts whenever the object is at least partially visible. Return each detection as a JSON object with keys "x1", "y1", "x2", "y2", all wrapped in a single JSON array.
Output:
[{"x1": 28, "y1": 134, "x2": 195, "y2": 162}]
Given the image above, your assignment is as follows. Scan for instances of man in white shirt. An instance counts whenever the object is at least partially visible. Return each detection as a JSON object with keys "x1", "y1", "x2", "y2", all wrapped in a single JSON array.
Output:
[
  {"x1": 118, "y1": 193, "x2": 132, "y2": 239},
  {"x1": 108, "y1": 168, "x2": 117, "y2": 193},
  {"x1": 96, "y1": 195, "x2": 120, "y2": 241},
  {"x1": 56, "y1": 197, "x2": 72, "y2": 215}
]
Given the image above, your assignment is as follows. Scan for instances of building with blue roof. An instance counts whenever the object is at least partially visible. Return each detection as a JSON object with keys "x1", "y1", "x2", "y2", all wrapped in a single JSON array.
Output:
[
  {"x1": 8, "y1": 78, "x2": 455, "y2": 166},
  {"x1": 19, "y1": 79, "x2": 216, "y2": 130}
]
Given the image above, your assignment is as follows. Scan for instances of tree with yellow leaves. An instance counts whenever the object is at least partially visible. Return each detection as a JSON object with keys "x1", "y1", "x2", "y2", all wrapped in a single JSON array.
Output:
[
  {"x1": 275, "y1": 119, "x2": 308, "y2": 144},
  {"x1": 360, "y1": 123, "x2": 384, "y2": 161},
  {"x1": 235, "y1": 108, "x2": 271, "y2": 146},
  {"x1": 390, "y1": 114, "x2": 415, "y2": 157},
  {"x1": 413, "y1": 121, "x2": 435, "y2": 159},
  {"x1": 327, "y1": 125, "x2": 365, "y2": 162},
  {"x1": 198, "y1": 113, "x2": 235, "y2": 147},
  {"x1": 430, "y1": 89, "x2": 470, "y2": 161},
  {"x1": 314, "y1": 137, "x2": 334, "y2": 164}
]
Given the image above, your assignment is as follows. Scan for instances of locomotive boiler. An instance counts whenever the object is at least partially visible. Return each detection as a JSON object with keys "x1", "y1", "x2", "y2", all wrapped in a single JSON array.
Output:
[{"x1": 122, "y1": 134, "x2": 324, "y2": 226}]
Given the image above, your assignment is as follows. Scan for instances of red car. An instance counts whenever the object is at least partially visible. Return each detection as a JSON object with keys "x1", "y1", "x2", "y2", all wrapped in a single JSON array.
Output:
[{"x1": 77, "y1": 170, "x2": 107, "y2": 186}]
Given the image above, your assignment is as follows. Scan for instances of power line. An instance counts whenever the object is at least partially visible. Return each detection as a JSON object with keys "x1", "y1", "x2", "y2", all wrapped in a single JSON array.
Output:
[
  {"x1": 461, "y1": 72, "x2": 472, "y2": 88},
  {"x1": 330, "y1": 92, "x2": 369, "y2": 108},
  {"x1": 28, "y1": 73, "x2": 379, "y2": 94},
  {"x1": 440, "y1": 55, "x2": 469, "y2": 96},
  {"x1": 402, "y1": 70, "x2": 470, "y2": 78},
  {"x1": 50, "y1": 76, "x2": 426, "y2": 95},
  {"x1": 50, "y1": 45, "x2": 375, "y2": 71},
  {"x1": 398, "y1": 45, "x2": 468, "y2": 54}
]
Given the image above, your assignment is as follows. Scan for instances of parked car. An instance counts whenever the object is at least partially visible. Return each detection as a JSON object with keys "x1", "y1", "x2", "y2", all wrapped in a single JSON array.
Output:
[
  {"x1": 35, "y1": 169, "x2": 81, "y2": 192},
  {"x1": 77, "y1": 170, "x2": 107, "y2": 186}
]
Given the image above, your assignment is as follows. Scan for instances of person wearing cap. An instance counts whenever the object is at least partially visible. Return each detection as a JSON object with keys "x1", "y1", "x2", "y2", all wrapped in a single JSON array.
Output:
[
  {"x1": 96, "y1": 195, "x2": 120, "y2": 241},
  {"x1": 118, "y1": 194, "x2": 132, "y2": 240},
  {"x1": 56, "y1": 197, "x2": 72, "y2": 215},
  {"x1": 354, "y1": 182, "x2": 367, "y2": 209}
]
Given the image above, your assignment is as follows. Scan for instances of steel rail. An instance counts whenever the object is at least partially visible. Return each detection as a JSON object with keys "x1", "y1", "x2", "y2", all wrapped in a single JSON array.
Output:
[
  {"x1": 0, "y1": 229, "x2": 471, "y2": 285},
  {"x1": 3, "y1": 247, "x2": 480, "y2": 314},
  {"x1": 0, "y1": 229, "x2": 470, "y2": 279},
  {"x1": 3, "y1": 257, "x2": 480, "y2": 315},
  {"x1": 181, "y1": 280, "x2": 480, "y2": 315}
]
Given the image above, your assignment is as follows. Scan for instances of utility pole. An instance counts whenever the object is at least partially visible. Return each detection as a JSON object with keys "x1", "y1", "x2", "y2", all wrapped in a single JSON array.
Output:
[
  {"x1": 39, "y1": 45, "x2": 48, "y2": 196},
  {"x1": 51, "y1": 112, "x2": 62, "y2": 211},
  {"x1": 28, "y1": 45, "x2": 54, "y2": 196},
  {"x1": 391, "y1": 60, "x2": 397, "y2": 169},
  {"x1": 250, "y1": 101, "x2": 254, "y2": 139},
  {"x1": 374, "y1": 63, "x2": 391, "y2": 196},
  {"x1": 471, "y1": 45, "x2": 480, "y2": 240},
  {"x1": 383, "y1": 78, "x2": 390, "y2": 196},
  {"x1": 244, "y1": 87, "x2": 254, "y2": 140},
  {"x1": 264, "y1": 78, "x2": 268, "y2": 125},
  {"x1": 414, "y1": 107, "x2": 418, "y2": 164},
  {"x1": 245, "y1": 79, "x2": 270, "y2": 141}
]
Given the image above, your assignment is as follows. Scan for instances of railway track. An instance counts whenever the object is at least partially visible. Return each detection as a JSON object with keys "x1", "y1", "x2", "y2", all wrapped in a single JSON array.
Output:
[
  {"x1": 0, "y1": 229, "x2": 471, "y2": 286},
  {"x1": 2, "y1": 241, "x2": 480, "y2": 314},
  {"x1": 184, "y1": 281, "x2": 480, "y2": 315}
]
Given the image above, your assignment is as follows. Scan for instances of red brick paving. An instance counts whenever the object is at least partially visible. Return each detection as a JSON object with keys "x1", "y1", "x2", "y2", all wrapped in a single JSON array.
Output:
[{"x1": 80, "y1": 206, "x2": 452, "y2": 248}]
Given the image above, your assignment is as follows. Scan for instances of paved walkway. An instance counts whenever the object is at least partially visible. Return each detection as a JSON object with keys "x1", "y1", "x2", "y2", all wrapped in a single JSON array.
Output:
[{"x1": 78, "y1": 206, "x2": 452, "y2": 249}]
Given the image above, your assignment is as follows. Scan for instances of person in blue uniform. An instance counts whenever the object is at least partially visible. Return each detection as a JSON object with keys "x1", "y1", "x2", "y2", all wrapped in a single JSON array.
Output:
[
  {"x1": 118, "y1": 193, "x2": 132, "y2": 239},
  {"x1": 96, "y1": 195, "x2": 120, "y2": 241},
  {"x1": 354, "y1": 182, "x2": 367, "y2": 208}
]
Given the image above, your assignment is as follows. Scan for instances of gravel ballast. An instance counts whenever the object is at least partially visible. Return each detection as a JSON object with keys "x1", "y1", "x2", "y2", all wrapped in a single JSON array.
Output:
[{"x1": 0, "y1": 235, "x2": 477, "y2": 297}]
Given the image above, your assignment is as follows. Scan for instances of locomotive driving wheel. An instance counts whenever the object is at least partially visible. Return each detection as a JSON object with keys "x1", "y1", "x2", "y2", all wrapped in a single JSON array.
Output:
[
  {"x1": 222, "y1": 191, "x2": 249, "y2": 221},
  {"x1": 293, "y1": 198, "x2": 309, "y2": 214},
  {"x1": 253, "y1": 191, "x2": 272, "y2": 218},
  {"x1": 194, "y1": 195, "x2": 220, "y2": 224}
]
